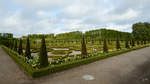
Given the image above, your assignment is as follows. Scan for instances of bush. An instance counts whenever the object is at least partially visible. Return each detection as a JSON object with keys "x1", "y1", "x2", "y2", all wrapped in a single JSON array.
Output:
[
  {"x1": 25, "y1": 37, "x2": 32, "y2": 59},
  {"x1": 103, "y1": 40, "x2": 108, "y2": 53},
  {"x1": 39, "y1": 36, "x2": 49, "y2": 68}
]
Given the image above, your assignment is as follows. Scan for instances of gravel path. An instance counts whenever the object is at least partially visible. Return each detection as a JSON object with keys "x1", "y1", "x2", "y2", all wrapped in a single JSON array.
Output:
[{"x1": 0, "y1": 46, "x2": 150, "y2": 84}]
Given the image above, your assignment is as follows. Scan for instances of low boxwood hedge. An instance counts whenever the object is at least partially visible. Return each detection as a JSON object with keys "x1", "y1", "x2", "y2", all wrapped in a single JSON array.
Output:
[
  {"x1": 2, "y1": 46, "x2": 35, "y2": 76},
  {"x1": 2, "y1": 45, "x2": 150, "y2": 78}
]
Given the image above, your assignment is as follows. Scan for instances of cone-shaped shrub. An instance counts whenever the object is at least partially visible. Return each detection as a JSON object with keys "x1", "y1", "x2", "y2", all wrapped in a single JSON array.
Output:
[
  {"x1": 129, "y1": 40, "x2": 132, "y2": 45},
  {"x1": 141, "y1": 41, "x2": 143, "y2": 45},
  {"x1": 14, "y1": 40, "x2": 18, "y2": 51},
  {"x1": 25, "y1": 37, "x2": 32, "y2": 59},
  {"x1": 137, "y1": 40, "x2": 140, "y2": 45},
  {"x1": 10, "y1": 39, "x2": 14, "y2": 49},
  {"x1": 131, "y1": 40, "x2": 135, "y2": 47},
  {"x1": 144, "y1": 40, "x2": 147, "y2": 44},
  {"x1": 81, "y1": 36, "x2": 88, "y2": 57},
  {"x1": 103, "y1": 39, "x2": 108, "y2": 53},
  {"x1": 116, "y1": 39, "x2": 121, "y2": 50},
  {"x1": 18, "y1": 39, "x2": 23, "y2": 55},
  {"x1": 39, "y1": 35, "x2": 49, "y2": 68},
  {"x1": 125, "y1": 40, "x2": 130, "y2": 49}
]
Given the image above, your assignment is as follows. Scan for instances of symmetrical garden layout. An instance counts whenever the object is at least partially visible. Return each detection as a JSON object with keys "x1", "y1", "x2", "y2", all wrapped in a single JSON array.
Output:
[
  {"x1": 0, "y1": 22, "x2": 150, "y2": 78},
  {"x1": 1, "y1": 45, "x2": 150, "y2": 84}
]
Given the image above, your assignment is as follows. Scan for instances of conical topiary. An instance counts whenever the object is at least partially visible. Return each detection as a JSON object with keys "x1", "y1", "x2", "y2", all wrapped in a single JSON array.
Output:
[
  {"x1": 116, "y1": 39, "x2": 121, "y2": 50},
  {"x1": 39, "y1": 35, "x2": 49, "y2": 68},
  {"x1": 137, "y1": 40, "x2": 140, "y2": 45},
  {"x1": 125, "y1": 40, "x2": 130, "y2": 49},
  {"x1": 10, "y1": 39, "x2": 14, "y2": 49},
  {"x1": 103, "y1": 39, "x2": 108, "y2": 53},
  {"x1": 18, "y1": 39, "x2": 23, "y2": 55},
  {"x1": 14, "y1": 39, "x2": 18, "y2": 51},
  {"x1": 25, "y1": 37, "x2": 32, "y2": 59},
  {"x1": 81, "y1": 36, "x2": 88, "y2": 57},
  {"x1": 131, "y1": 40, "x2": 135, "y2": 47}
]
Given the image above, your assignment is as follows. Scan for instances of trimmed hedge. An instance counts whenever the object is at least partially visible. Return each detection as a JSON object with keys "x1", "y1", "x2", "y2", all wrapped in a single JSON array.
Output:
[
  {"x1": 2, "y1": 46, "x2": 35, "y2": 76},
  {"x1": 2, "y1": 45, "x2": 150, "y2": 78}
]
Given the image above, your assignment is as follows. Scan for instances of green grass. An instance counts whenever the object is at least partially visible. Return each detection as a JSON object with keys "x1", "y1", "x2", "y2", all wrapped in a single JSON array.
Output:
[{"x1": 2, "y1": 44, "x2": 150, "y2": 78}]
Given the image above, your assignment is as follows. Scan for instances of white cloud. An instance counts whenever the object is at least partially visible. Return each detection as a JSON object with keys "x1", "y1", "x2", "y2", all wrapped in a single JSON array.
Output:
[
  {"x1": 2, "y1": 12, "x2": 21, "y2": 27},
  {"x1": 14, "y1": 0, "x2": 69, "y2": 9},
  {"x1": 106, "y1": 23, "x2": 132, "y2": 32},
  {"x1": 0, "y1": 0, "x2": 150, "y2": 37}
]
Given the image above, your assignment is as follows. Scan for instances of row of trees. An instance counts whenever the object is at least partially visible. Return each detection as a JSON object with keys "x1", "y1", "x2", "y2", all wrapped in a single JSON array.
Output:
[
  {"x1": 7, "y1": 36, "x2": 49, "y2": 68},
  {"x1": 0, "y1": 33, "x2": 13, "y2": 45}
]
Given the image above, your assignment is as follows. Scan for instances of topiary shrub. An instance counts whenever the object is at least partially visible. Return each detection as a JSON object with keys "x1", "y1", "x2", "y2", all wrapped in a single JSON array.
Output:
[
  {"x1": 116, "y1": 39, "x2": 121, "y2": 50},
  {"x1": 81, "y1": 36, "x2": 87, "y2": 57},
  {"x1": 103, "y1": 39, "x2": 108, "y2": 53},
  {"x1": 18, "y1": 39, "x2": 23, "y2": 55},
  {"x1": 125, "y1": 40, "x2": 130, "y2": 49},
  {"x1": 14, "y1": 39, "x2": 18, "y2": 51},
  {"x1": 39, "y1": 35, "x2": 49, "y2": 68},
  {"x1": 25, "y1": 37, "x2": 32, "y2": 59}
]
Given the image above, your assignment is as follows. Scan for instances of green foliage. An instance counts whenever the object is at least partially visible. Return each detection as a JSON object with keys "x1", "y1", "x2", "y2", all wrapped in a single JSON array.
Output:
[
  {"x1": 137, "y1": 41, "x2": 140, "y2": 45},
  {"x1": 2, "y1": 46, "x2": 34, "y2": 77},
  {"x1": 39, "y1": 36, "x2": 49, "y2": 68},
  {"x1": 25, "y1": 37, "x2": 32, "y2": 59},
  {"x1": 125, "y1": 40, "x2": 130, "y2": 49},
  {"x1": 132, "y1": 22, "x2": 150, "y2": 41},
  {"x1": 14, "y1": 39, "x2": 18, "y2": 51},
  {"x1": 2, "y1": 44, "x2": 150, "y2": 78},
  {"x1": 32, "y1": 44, "x2": 150, "y2": 77},
  {"x1": 18, "y1": 39, "x2": 23, "y2": 55},
  {"x1": 116, "y1": 39, "x2": 121, "y2": 50},
  {"x1": 103, "y1": 40, "x2": 108, "y2": 53},
  {"x1": 81, "y1": 36, "x2": 87, "y2": 56},
  {"x1": 131, "y1": 40, "x2": 135, "y2": 47}
]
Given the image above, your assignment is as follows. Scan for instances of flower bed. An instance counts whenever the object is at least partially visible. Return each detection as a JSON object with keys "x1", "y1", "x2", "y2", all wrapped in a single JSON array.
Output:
[{"x1": 2, "y1": 45, "x2": 150, "y2": 78}]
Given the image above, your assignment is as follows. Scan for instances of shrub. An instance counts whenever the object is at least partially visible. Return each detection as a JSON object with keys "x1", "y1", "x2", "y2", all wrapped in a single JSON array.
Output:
[
  {"x1": 103, "y1": 40, "x2": 108, "y2": 53},
  {"x1": 2, "y1": 44, "x2": 150, "y2": 78},
  {"x1": 131, "y1": 40, "x2": 135, "y2": 47},
  {"x1": 14, "y1": 39, "x2": 18, "y2": 51},
  {"x1": 25, "y1": 37, "x2": 32, "y2": 59},
  {"x1": 116, "y1": 39, "x2": 121, "y2": 50},
  {"x1": 81, "y1": 36, "x2": 87, "y2": 56},
  {"x1": 2, "y1": 46, "x2": 34, "y2": 77},
  {"x1": 125, "y1": 40, "x2": 130, "y2": 49},
  {"x1": 18, "y1": 39, "x2": 23, "y2": 55},
  {"x1": 39, "y1": 36, "x2": 49, "y2": 68}
]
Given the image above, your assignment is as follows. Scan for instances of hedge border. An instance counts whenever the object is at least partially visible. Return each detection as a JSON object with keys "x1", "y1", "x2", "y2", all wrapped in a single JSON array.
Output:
[{"x1": 2, "y1": 44, "x2": 150, "y2": 78}]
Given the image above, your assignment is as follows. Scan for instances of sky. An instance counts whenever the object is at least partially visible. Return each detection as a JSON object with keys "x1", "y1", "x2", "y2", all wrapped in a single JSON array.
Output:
[{"x1": 0, "y1": 0, "x2": 150, "y2": 37}]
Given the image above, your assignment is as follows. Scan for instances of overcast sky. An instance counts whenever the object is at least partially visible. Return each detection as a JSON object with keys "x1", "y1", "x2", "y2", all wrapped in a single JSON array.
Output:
[{"x1": 0, "y1": 0, "x2": 150, "y2": 37}]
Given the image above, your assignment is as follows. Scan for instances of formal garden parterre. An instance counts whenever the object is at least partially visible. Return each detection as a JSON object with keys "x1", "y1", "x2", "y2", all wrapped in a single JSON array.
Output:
[{"x1": 1, "y1": 22, "x2": 150, "y2": 77}]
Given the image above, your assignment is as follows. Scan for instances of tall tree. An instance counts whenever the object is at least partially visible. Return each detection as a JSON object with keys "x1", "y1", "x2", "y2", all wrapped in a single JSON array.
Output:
[
  {"x1": 25, "y1": 37, "x2": 31, "y2": 59},
  {"x1": 39, "y1": 35, "x2": 49, "y2": 68},
  {"x1": 103, "y1": 39, "x2": 108, "y2": 53},
  {"x1": 81, "y1": 36, "x2": 88, "y2": 57},
  {"x1": 18, "y1": 39, "x2": 23, "y2": 55},
  {"x1": 132, "y1": 22, "x2": 150, "y2": 42}
]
